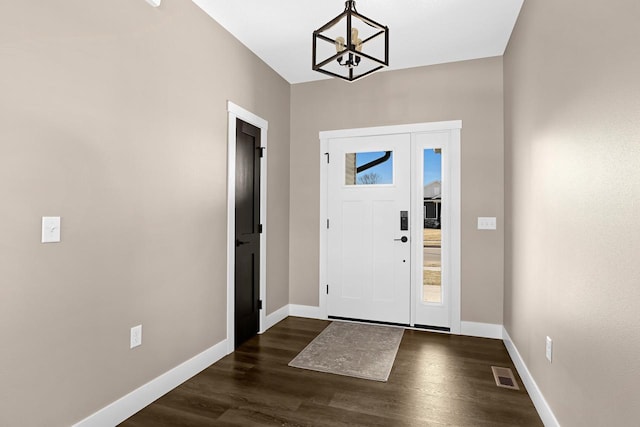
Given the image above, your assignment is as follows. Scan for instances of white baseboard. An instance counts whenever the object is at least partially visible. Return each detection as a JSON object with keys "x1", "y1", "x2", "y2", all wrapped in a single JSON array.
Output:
[
  {"x1": 503, "y1": 328, "x2": 559, "y2": 427},
  {"x1": 289, "y1": 304, "x2": 323, "y2": 319},
  {"x1": 262, "y1": 305, "x2": 289, "y2": 332},
  {"x1": 460, "y1": 321, "x2": 503, "y2": 339},
  {"x1": 72, "y1": 339, "x2": 228, "y2": 427}
]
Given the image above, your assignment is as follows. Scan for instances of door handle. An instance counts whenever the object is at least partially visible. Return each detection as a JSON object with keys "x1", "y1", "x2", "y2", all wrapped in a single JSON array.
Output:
[
  {"x1": 236, "y1": 239, "x2": 250, "y2": 247},
  {"x1": 394, "y1": 236, "x2": 408, "y2": 243}
]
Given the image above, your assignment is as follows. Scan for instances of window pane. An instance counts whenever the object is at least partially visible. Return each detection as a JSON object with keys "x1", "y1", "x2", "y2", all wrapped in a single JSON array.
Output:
[
  {"x1": 423, "y1": 148, "x2": 442, "y2": 303},
  {"x1": 345, "y1": 151, "x2": 393, "y2": 185}
]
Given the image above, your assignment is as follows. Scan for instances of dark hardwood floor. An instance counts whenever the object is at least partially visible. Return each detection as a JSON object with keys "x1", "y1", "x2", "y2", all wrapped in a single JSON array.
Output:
[{"x1": 120, "y1": 317, "x2": 543, "y2": 426}]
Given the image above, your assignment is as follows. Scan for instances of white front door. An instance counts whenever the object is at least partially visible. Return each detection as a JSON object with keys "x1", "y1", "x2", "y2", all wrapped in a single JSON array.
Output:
[{"x1": 327, "y1": 133, "x2": 411, "y2": 325}]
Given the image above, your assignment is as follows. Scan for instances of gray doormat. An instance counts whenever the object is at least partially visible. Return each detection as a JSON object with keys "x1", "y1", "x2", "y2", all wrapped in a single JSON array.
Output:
[{"x1": 288, "y1": 321, "x2": 404, "y2": 382}]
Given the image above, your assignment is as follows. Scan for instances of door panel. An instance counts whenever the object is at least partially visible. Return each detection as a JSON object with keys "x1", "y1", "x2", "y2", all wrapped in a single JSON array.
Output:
[
  {"x1": 327, "y1": 134, "x2": 411, "y2": 325},
  {"x1": 235, "y1": 119, "x2": 261, "y2": 348},
  {"x1": 372, "y1": 200, "x2": 397, "y2": 301}
]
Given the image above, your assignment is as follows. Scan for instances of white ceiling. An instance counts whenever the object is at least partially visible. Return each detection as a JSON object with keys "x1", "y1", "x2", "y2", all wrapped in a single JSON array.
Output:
[{"x1": 192, "y1": 0, "x2": 524, "y2": 84}]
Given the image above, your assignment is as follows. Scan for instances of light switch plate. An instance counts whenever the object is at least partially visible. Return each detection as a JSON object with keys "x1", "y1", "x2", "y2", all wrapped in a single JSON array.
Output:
[
  {"x1": 130, "y1": 325, "x2": 142, "y2": 349},
  {"x1": 477, "y1": 217, "x2": 497, "y2": 230},
  {"x1": 42, "y1": 217, "x2": 61, "y2": 243}
]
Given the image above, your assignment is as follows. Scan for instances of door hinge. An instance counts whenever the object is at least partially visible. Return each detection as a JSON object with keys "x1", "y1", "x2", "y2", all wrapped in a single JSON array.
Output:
[
  {"x1": 324, "y1": 152, "x2": 330, "y2": 163},
  {"x1": 326, "y1": 285, "x2": 329, "y2": 295},
  {"x1": 258, "y1": 299, "x2": 263, "y2": 310},
  {"x1": 258, "y1": 224, "x2": 263, "y2": 233},
  {"x1": 257, "y1": 147, "x2": 265, "y2": 158}
]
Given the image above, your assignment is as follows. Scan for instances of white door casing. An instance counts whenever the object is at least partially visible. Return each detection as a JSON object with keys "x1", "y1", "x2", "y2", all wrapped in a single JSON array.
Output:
[
  {"x1": 319, "y1": 121, "x2": 461, "y2": 334},
  {"x1": 226, "y1": 101, "x2": 268, "y2": 354}
]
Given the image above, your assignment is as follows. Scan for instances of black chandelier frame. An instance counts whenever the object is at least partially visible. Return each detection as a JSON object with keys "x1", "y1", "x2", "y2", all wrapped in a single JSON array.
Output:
[{"x1": 312, "y1": 1, "x2": 389, "y2": 82}]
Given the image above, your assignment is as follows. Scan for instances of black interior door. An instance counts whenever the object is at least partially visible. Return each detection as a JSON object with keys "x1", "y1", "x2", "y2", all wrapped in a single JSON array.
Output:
[{"x1": 234, "y1": 119, "x2": 261, "y2": 348}]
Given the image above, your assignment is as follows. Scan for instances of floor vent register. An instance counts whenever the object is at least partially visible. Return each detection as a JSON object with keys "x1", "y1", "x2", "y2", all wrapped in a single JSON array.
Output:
[{"x1": 491, "y1": 366, "x2": 520, "y2": 390}]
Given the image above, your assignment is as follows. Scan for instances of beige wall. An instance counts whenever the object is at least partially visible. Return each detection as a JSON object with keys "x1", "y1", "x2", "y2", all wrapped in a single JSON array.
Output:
[
  {"x1": 0, "y1": 1, "x2": 289, "y2": 425},
  {"x1": 504, "y1": 0, "x2": 640, "y2": 425},
  {"x1": 12, "y1": 0, "x2": 638, "y2": 424},
  {"x1": 290, "y1": 58, "x2": 505, "y2": 324}
]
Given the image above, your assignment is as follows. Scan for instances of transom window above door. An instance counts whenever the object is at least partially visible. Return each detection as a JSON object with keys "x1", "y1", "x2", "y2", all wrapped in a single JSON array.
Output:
[{"x1": 345, "y1": 150, "x2": 394, "y2": 185}]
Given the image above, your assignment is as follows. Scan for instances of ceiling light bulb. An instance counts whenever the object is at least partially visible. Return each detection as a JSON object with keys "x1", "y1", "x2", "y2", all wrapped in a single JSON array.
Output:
[
  {"x1": 356, "y1": 38, "x2": 363, "y2": 52},
  {"x1": 351, "y1": 28, "x2": 359, "y2": 44},
  {"x1": 335, "y1": 36, "x2": 345, "y2": 53}
]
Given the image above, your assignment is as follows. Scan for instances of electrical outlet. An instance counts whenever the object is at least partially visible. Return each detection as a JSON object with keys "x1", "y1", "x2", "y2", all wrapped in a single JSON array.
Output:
[
  {"x1": 130, "y1": 325, "x2": 142, "y2": 349},
  {"x1": 545, "y1": 336, "x2": 553, "y2": 362}
]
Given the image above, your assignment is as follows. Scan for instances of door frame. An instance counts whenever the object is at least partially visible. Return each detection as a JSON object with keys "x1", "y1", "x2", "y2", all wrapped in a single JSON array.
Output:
[
  {"x1": 319, "y1": 121, "x2": 461, "y2": 334},
  {"x1": 227, "y1": 101, "x2": 268, "y2": 353}
]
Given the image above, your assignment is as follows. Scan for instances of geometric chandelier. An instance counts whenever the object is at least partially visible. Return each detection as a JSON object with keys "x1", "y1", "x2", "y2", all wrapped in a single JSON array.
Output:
[{"x1": 312, "y1": 1, "x2": 389, "y2": 82}]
